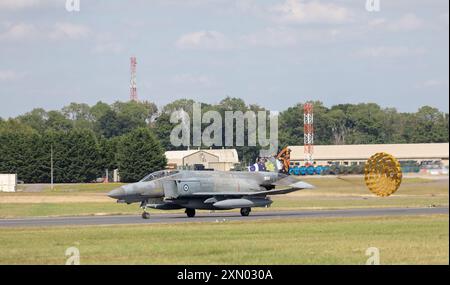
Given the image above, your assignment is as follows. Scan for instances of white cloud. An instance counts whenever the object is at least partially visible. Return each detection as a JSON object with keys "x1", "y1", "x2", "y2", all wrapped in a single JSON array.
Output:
[
  {"x1": 422, "y1": 79, "x2": 442, "y2": 87},
  {"x1": 176, "y1": 25, "x2": 347, "y2": 51},
  {"x1": 177, "y1": 28, "x2": 301, "y2": 51},
  {"x1": 0, "y1": 0, "x2": 58, "y2": 10},
  {"x1": 418, "y1": 79, "x2": 448, "y2": 88},
  {"x1": 355, "y1": 46, "x2": 426, "y2": 58},
  {"x1": 271, "y1": 0, "x2": 352, "y2": 24},
  {"x1": 49, "y1": 22, "x2": 90, "y2": 40},
  {"x1": 234, "y1": 0, "x2": 266, "y2": 15},
  {"x1": 159, "y1": 0, "x2": 227, "y2": 7},
  {"x1": 0, "y1": 70, "x2": 25, "y2": 81},
  {"x1": 389, "y1": 13, "x2": 423, "y2": 31},
  {"x1": 172, "y1": 73, "x2": 215, "y2": 87},
  {"x1": 92, "y1": 42, "x2": 123, "y2": 54},
  {"x1": 0, "y1": 23, "x2": 38, "y2": 41},
  {"x1": 91, "y1": 33, "x2": 123, "y2": 54},
  {"x1": 0, "y1": 0, "x2": 40, "y2": 10},
  {"x1": 368, "y1": 13, "x2": 423, "y2": 32},
  {"x1": 242, "y1": 27, "x2": 299, "y2": 48},
  {"x1": 440, "y1": 13, "x2": 449, "y2": 27},
  {"x1": 176, "y1": 31, "x2": 231, "y2": 50},
  {"x1": 0, "y1": 22, "x2": 90, "y2": 42}
]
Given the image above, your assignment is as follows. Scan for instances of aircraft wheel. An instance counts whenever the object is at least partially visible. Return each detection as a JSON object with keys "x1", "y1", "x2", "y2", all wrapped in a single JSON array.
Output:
[
  {"x1": 142, "y1": 212, "x2": 150, "y2": 219},
  {"x1": 185, "y1": 208, "x2": 196, "y2": 218},
  {"x1": 240, "y1": 207, "x2": 251, "y2": 217}
]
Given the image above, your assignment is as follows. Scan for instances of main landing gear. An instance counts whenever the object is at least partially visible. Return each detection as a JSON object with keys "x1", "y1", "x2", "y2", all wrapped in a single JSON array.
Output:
[
  {"x1": 185, "y1": 208, "x2": 196, "y2": 218},
  {"x1": 240, "y1": 207, "x2": 251, "y2": 217}
]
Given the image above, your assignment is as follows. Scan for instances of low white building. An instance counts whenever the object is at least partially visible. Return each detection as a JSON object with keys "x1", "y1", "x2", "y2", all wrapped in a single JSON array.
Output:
[
  {"x1": 165, "y1": 148, "x2": 239, "y2": 171},
  {"x1": 288, "y1": 143, "x2": 449, "y2": 167},
  {"x1": 0, "y1": 174, "x2": 17, "y2": 192}
]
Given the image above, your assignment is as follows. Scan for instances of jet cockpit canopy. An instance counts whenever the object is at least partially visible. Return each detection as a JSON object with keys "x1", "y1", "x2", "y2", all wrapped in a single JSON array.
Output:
[{"x1": 140, "y1": 170, "x2": 179, "y2": 182}]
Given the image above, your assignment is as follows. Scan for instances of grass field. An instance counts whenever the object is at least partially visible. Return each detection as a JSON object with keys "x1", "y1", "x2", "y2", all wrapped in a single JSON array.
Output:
[
  {"x1": 0, "y1": 177, "x2": 447, "y2": 218},
  {"x1": 0, "y1": 215, "x2": 447, "y2": 264},
  {"x1": 0, "y1": 176, "x2": 447, "y2": 265}
]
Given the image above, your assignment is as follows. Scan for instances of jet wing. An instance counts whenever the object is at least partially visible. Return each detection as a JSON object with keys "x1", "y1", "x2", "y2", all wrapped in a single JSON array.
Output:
[{"x1": 191, "y1": 180, "x2": 314, "y2": 197}]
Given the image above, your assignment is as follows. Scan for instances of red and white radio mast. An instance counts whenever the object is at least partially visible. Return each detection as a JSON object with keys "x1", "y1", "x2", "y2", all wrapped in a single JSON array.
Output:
[
  {"x1": 129, "y1": 56, "x2": 138, "y2": 101},
  {"x1": 304, "y1": 102, "x2": 314, "y2": 165}
]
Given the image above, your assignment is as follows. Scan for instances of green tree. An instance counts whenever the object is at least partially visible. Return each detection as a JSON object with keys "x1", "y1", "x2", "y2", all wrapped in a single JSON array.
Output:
[
  {"x1": 278, "y1": 104, "x2": 304, "y2": 147},
  {"x1": 407, "y1": 106, "x2": 449, "y2": 143},
  {"x1": 17, "y1": 108, "x2": 48, "y2": 133},
  {"x1": 326, "y1": 108, "x2": 348, "y2": 145},
  {"x1": 150, "y1": 112, "x2": 177, "y2": 151},
  {"x1": 90, "y1": 101, "x2": 112, "y2": 121},
  {"x1": 46, "y1": 111, "x2": 72, "y2": 132},
  {"x1": 113, "y1": 100, "x2": 157, "y2": 126},
  {"x1": 62, "y1": 102, "x2": 93, "y2": 129},
  {"x1": 162, "y1": 99, "x2": 195, "y2": 115},
  {"x1": 96, "y1": 109, "x2": 123, "y2": 138},
  {"x1": 51, "y1": 129, "x2": 102, "y2": 183},
  {"x1": 0, "y1": 118, "x2": 36, "y2": 134},
  {"x1": 0, "y1": 129, "x2": 49, "y2": 183},
  {"x1": 117, "y1": 128, "x2": 167, "y2": 182},
  {"x1": 98, "y1": 136, "x2": 119, "y2": 171}
]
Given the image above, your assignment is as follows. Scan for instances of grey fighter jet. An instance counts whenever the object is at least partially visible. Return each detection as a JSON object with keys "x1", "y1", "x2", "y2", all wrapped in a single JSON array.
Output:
[{"x1": 108, "y1": 170, "x2": 314, "y2": 219}]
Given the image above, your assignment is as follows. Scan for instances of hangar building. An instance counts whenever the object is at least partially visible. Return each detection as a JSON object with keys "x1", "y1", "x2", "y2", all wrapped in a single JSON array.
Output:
[
  {"x1": 165, "y1": 148, "x2": 239, "y2": 171},
  {"x1": 288, "y1": 143, "x2": 449, "y2": 167}
]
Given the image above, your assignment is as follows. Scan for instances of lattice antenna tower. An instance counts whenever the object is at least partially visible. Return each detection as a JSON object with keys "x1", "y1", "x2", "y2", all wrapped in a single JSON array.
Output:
[
  {"x1": 304, "y1": 102, "x2": 314, "y2": 165},
  {"x1": 130, "y1": 56, "x2": 138, "y2": 101}
]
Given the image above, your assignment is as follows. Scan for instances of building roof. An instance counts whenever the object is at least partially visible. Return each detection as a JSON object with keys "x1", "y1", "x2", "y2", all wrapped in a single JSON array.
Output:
[
  {"x1": 288, "y1": 143, "x2": 449, "y2": 161},
  {"x1": 165, "y1": 148, "x2": 239, "y2": 165}
]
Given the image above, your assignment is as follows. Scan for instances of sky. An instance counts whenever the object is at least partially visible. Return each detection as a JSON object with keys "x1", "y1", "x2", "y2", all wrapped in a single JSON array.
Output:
[{"x1": 0, "y1": 0, "x2": 448, "y2": 118}]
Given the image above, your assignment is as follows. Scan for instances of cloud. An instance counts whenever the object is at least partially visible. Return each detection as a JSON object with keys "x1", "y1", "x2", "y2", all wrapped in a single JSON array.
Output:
[
  {"x1": 92, "y1": 42, "x2": 123, "y2": 54},
  {"x1": 49, "y1": 22, "x2": 90, "y2": 40},
  {"x1": 368, "y1": 13, "x2": 423, "y2": 32},
  {"x1": 417, "y1": 79, "x2": 449, "y2": 88},
  {"x1": 176, "y1": 25, "x2": 346, "y2": 51},
  {"x1": 241, "y1": 25, "x2": 348, "y2": 48},
  {"x1": 177, "y1": 28, "x2": 301, "y2": 51},
  {"x1": 0, "y1": 22, "x2": 90, "y2": 42},
  {"x1": 0, "y1": 70, "x2": 25, "y2": 81},
  {"x1": 176, "y1": 30, "x2": 231, "y2": 50},
  {"x1": 0, "y1": 23, "x2": 38, "y2": 41},
  {"x1": 0, "y1": 0, "x2": 58, "y2": 10},
  {"x1": 393, "y1": 13, "x2": 423, "y2": 31},
  {"x1": 242, "y1": 27, "x2": 299, "y2": 48},
  {"x1": 172, "y1": 73, "x2": 215, "y2": 87},
  {"x1": 91, "y1": 33, "x2": 123, "y2": 54},
  {"x1": 271, "y1": 0, "x2": 352, "y2": 24},
  {"x1": 234, "y1": 0, "x2": 266, "y2": 16},
  {"x1": 0, "y1": 0, "x2": 40, "y2": 10},
  {"x1": 440, "y1": 13, "x2": 449, "y2": 27},
  {"x1": 354, "y1": 46, "x2": 426, "y2": 58}
]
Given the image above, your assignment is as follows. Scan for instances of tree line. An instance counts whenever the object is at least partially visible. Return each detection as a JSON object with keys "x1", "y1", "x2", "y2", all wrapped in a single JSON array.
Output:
[
  {"x1": 0, "y1": 98, "x2": 448, "y2": 183},
  {"x1": 0, "y1": 127, "x2": 166, "y2": 183}
]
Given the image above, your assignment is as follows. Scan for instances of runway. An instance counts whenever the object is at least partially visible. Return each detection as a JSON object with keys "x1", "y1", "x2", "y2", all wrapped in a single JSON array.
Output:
[{"x1": 0, "y1": 207, "x2": 447, "y2": 228}]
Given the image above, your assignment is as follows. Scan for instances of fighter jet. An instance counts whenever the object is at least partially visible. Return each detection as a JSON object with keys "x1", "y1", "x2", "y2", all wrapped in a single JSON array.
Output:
[{"x1": 107, "y1": 170, "x2": 314, "y2": 219}]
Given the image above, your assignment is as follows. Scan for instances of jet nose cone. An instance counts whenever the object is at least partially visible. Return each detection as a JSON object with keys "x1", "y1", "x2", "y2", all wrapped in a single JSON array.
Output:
[{"x1": 108, "y1": 187, "x2": 125, "y2": 199}]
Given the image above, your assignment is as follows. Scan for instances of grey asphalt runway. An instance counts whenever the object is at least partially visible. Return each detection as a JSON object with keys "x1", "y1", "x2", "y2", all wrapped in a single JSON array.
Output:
[{"x1": 0, "y1": 207, "x2": 447, "y2": 228}]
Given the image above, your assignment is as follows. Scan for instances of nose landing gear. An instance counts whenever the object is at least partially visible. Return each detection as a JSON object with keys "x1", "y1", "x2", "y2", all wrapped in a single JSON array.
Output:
[
  {"x1": 140, "y1": 200, "x2": 150, "y2": 219},
  {"x1": 142, "y1": 211, "x2": 150, "y2": 219}
]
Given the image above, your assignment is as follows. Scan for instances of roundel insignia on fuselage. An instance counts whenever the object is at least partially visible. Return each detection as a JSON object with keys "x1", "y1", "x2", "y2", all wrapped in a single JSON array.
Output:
[{"x1": 183, "y1": 184, "x2": 189, "y2": 192}]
